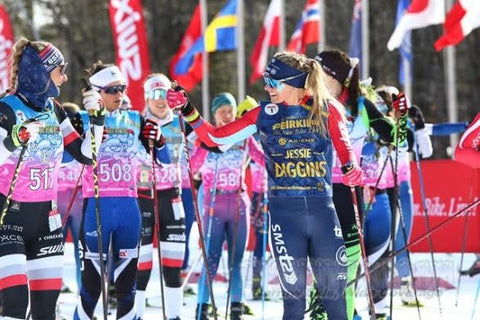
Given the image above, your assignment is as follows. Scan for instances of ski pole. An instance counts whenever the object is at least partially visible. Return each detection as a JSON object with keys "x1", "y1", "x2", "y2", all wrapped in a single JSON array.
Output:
[
  {"x1": 351, "y1": 186, "x2": 376, "y2": 320},
  {"x1": 176, "y1": 108, "x2": 218, "y2": 320},
  {"x1": 61, "y1": 164, "x2": 85, "y2": 227},
  {"x1": 347, "y1": 198, "x2": 480, "y2": 288},
  {"x1": 260, "y1": 191, "x2": 269, "y2": 320},
  {"x1": 149, "y1": 140, "x2": 167, "y2": 320},
  {"x1": 389, "y1": 156, "x2": 422, "y2": 320},
  {"x1": 88, "y1": 111, "x2": 108, "y2": 320},
  {"x1": 414, "y1": 146, "x2": 442, "y2": 317}
]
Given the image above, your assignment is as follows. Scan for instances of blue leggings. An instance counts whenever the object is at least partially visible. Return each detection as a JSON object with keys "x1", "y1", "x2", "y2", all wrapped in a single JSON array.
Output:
[
  {"x1": 181, "y1": 187, "x2": 195, "y2": 270},
  {"x1": 75, "y1": 197, "x2": 141, "y2": 320},
  {"x1": 197, "y1": 191, "x2": 250, "y2": 304},
  {"x1": 269, "y1": 196, "x2": 347, "y2": 320},
  {"x1": 365, "y1": 192, "x2": 392, "y2": 303},
  {"x1": 394, "y1": 180, "x2": 415, "y2": 278}
]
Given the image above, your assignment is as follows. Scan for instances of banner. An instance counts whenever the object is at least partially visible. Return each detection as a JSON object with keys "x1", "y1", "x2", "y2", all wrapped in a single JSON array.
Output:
[
  {"x1": 0, "y1": 3, "x2": 14, "y2": 94},
  {"x1": 109, "y1": 0, "x2": 151, "y2": 111},
  {"x1": 410, "y1": 160, "x2": 480, "y2": 253}
]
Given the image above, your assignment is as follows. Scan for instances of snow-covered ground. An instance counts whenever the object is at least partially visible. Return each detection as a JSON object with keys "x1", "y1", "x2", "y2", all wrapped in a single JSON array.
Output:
[{"x1": 58, "y1": 224, "x2": 480, "y2": 319}]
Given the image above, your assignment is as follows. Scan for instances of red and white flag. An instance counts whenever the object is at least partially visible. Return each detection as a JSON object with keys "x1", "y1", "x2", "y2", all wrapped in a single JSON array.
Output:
[
  {"x1": 109, "y1": 0, "x2": 151, "y2": 111},
  {"x1": 387, "y1": 0, "x2": 445, "y2": 50},
  {"x1": 0, "y1": 3, "x2": 14, "y2": 94},
  {"x1": 249, "y1": 0, "x2": 280, "y2": 84},
  {"x1": 434, "y1": 0, "x2": 480, "y2": 51},
  {"x1": 287, "y1": 0, "x2": 321, "y2": 54}
]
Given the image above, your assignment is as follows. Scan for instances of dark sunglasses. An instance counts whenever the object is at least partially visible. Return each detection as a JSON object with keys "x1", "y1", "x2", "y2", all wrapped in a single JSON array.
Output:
[{"x1": 101, "y1": 84, "x2": 127, "y2": 95}]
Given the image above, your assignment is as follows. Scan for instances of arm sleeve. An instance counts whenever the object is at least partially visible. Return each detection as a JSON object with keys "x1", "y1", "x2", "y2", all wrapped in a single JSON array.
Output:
[
  {"x1": 431, "y1": 122, "x2": 468, "y2": 136},
  {"x1": 327, "y1": 103, "x2": 356, "y2": 166},
  {"x1": 364, "y1": 99, "x2": 395, "y2": 143},
  {"x1": 247, "y1": 136, "x2": 265, "y2": 167},
  {"x1": 186, "y1": 106, "x2": 260, "y2": 147}
]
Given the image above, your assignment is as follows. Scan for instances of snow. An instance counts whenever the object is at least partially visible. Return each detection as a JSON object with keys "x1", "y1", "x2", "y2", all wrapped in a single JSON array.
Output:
[{"x1": 58, "y1": 225, "x2": 480, "y2": 319}]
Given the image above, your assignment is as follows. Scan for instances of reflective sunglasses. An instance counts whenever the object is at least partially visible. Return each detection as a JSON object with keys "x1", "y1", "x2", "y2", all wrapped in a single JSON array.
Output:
[
  {"x1": 146, "y1": 88, "x2": 168, "y2": 100},
  {"x1": 101, "y1": 84, "x2": 127, "y2": 95},
  {"x1": 262, "y1": 72, "x2": 305, "y2": 89}
]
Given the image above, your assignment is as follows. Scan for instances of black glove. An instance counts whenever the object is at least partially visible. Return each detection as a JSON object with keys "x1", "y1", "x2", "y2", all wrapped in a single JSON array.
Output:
[{"x1": 408, "y1": 105, "x2": 425, "y2": 130}]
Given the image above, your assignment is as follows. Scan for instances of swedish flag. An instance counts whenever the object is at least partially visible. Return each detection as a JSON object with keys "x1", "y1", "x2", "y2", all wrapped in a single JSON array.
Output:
[{"x1": 175, "y1": 0, "x2": 237, "y2": 75}]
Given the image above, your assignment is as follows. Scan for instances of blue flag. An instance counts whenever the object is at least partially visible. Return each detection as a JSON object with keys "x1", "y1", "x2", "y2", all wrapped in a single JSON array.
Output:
[
  {"x1": 397, "y1": 0, "x2": 412, "y2": 86},
  {"x1": 175, "y1": 0, "x2": 237, "y2": 75},
  {"x1": 348, "y1": 0, "x2": 362, "y2": 75}
]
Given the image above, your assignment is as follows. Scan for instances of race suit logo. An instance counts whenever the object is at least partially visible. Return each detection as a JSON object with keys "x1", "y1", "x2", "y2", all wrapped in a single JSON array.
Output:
[
  {"x1": 336, "y1": 245, "x2": 347, "y2": 266},
  {"x1": 271, "y1": 223, "x2": 297, "y2": 285}
]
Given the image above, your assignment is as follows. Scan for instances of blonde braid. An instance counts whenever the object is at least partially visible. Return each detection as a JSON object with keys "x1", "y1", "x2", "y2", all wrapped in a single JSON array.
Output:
[{"x1": 0, "y1": 37, "x2": 49, "y2": 98}]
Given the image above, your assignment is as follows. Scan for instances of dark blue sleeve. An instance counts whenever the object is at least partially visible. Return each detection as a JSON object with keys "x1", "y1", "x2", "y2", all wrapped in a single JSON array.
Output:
[{"x1": 431, "y1": 122, "x2": 468, "y2": 136}]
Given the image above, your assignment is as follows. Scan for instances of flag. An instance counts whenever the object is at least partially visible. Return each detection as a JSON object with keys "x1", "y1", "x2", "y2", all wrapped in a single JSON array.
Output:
[
  {"x1": 287, "y1": 0, "x2": 321, "y2": 54},
  {"x1": 387, "y1": 0, "x2": 445, "y2": 51},
  {"x1": 174, "y1": 0, "x2": 237, "y2": 75},
  {"x1": 434, "y1": 0, "x2": 480, "y2": 51},
  {"x1": 397, "y1": 0, "x2": 412, "y2": 86},
  {"x1": 109, "y1": 0, "x2": 151, "y2": 111},
  {"x1": 348, "y1": 0, "x2": 362, "y2": 74},
  {"x1": 0, "y1": 3, "x2": 14, "y2": 94},
  {"x1": 249, "y1": 0, "x2": 281, "y2": 84},
  {"x1": 169, "y1": 4, "x2": 203, "y2": 92}
]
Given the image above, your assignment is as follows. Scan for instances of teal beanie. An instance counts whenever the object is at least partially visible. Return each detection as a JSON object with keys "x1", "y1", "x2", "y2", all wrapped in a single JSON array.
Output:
[{"x1": 211, "y1": 92, "x2": 237, "y2": 115}]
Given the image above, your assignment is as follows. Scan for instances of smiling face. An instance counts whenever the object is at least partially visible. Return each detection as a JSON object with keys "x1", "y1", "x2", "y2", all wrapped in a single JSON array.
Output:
[
  {"x1": 146, "y1": 88, "x2": 170, "y2": 119},
  {"x1": 214, "y1": 105, "x2": 236, "y2": 126},
  {"x1": 99, "y1": 81, "x2": 126, "y2": 112}
]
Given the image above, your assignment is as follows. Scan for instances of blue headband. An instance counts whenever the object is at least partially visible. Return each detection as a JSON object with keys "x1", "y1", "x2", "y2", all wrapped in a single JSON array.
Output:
[{"x1": 265, "y1": 58, "x2": 308, "y2": 88}]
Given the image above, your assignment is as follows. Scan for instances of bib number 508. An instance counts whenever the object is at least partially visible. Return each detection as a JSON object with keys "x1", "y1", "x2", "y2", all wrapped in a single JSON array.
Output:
[{"x1": 99, "y1": 163, "x2": 132, "y2": 182}]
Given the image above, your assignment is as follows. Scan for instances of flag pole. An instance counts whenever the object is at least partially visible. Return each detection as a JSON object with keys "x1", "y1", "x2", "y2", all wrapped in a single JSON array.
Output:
[
  {"x1": 200, "y1": 0, "x2": 210, "y2": 121},
  {"x1": 318, "y1": 0, "x2": 325, "y2": 52},
  {"x1": 361, "y1": 0, "x2": 369, "y2": 79},
  {"x1": 279, "y1": 0, "x2": 285, "y2": 51},
  {"x1": 444, "y1": 0, "x2": 458, "y2": 155},
  {"x1": 237, "y1": 0, "x2": 246, "y2": 100}
]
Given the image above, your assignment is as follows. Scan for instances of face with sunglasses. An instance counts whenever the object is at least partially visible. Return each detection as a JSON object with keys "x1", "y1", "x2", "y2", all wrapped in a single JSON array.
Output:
[
  {"x1": 98, "y1": 81, "x2": 127, "y2": 112},
  {"x1": 263, "y1": 73, "x2": 304, "y2": 105},
  {"x1": 146, "y1": 87, "x2": 170, "y2": 119}
]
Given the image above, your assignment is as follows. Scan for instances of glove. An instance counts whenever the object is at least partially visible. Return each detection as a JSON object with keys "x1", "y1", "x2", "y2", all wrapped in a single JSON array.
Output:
[
  {"x1": 415, "y1": 128, "x2": 433, "y2": 158},
  {"x1": 392, "y1": 92, "x2": 410, "y2": 117},
  {"x1": 10, "y1": 121, "x2": 44, "y2": 147},
  {"x1": 167, "y1": 85, "x2": 196, "y2": 117},
  {"x1": 408, "y1": 105, "x2": 425, "y2": 130},
  {"x1": 341, "y1": 163, "x2": 364, "y2": 187},
  {"x1": 83, "y1": 89, "x2": 105, "y2": 126},
  {"x1": 142, "y1": 118, "x2": 164, "y2": 147}
]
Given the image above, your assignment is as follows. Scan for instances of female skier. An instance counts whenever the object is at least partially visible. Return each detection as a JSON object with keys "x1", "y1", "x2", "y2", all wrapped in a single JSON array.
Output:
[
  {"x1": 168, "y1": 51, "x2": 362, "y2": 320},
  {"x1": 0, "y1": 38, "x2": 103, "y2": 319},
  {"x1": 135, "y1": 73, "x2": 187, "y2": 320},
  {"x1": 191, "y1": 92, "x2": 264, "y2": 320},
  {"x1": 73, "y1": 62, "x2": 168, "y2": 319}
]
